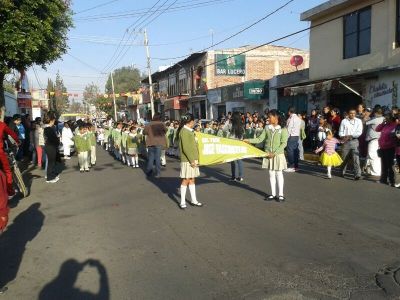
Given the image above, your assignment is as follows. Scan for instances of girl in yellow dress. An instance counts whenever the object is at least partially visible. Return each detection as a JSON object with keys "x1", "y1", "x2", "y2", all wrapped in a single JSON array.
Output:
[{"x1": 315, "y1": 130, "x2": 343, "y2": 179}]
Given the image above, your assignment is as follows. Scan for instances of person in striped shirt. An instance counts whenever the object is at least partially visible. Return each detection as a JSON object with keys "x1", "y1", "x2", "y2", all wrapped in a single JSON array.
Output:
[{"x1": 315, "y1": 130, "x2": 343, "y2": 179}]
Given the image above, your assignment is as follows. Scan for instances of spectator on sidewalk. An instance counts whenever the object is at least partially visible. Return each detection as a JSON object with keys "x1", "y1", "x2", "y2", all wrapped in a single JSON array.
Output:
[
  {"x1": 227, "y1": 111, "x2": 245, "y2": 182},
  {"x1": 143, "y1": 114, "x2": 167, "y2": 178},
  {"x1": 394, "y1": 118, "x2": 400, "y2": 188},
  {"x1": 61, "y1": 122, "x2": 74, "y2": 160},
  {"x1": 307, "y1": 109, "x2": 319, "y2": 150},
  {"x1": 43, "y1": 112, "x2": 60, "y2": 184},
  {"x1": 339, "y1": 108, "x2": 363, "y2": 180},
  {"x1": 365, "y1": 107, "x2": 384, "y2": 177},
  {"x1": 330, "y1": 108, "x2": 341, "y2": 137},
  {"x1": 285, "y1": 107, "x2": 301, "y2": 172},
  {"x1": 375, "y1": 113, "x2": 397, "y2": 186}
]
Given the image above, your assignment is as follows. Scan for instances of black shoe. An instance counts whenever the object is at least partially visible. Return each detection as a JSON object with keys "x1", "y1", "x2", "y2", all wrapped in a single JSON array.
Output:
[
  {"x1": 354, "y1": 176, "x2": 361, "y2": 181},
  {"x1": 235, "y1": 177, "x2": 244, "y2": 182},
  {"x1": 229, "y1": 177, "x2": 236, "y2": 182},
  {"x1": 277, "y1": 196, "x2": 286, "y2": 202},
  {"x1": 265, "y1": 195, "x2": 276, "y2": 201}
]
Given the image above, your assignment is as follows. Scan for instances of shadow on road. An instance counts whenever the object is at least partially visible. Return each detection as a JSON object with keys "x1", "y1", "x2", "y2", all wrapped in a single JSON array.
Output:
[
  {"x1": 39, "y1": 259, "x2": 109, "y2": 300},
  {"x1": 0, "y1": 203, "x2": 44, "y2": 291}
]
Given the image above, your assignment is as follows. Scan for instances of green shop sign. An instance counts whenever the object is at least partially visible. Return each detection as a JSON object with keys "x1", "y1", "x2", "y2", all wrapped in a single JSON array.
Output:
[
  {"x1": 244, "y1": 81, "x2": 269, "y2": 100},
  {"x1": 215, "y1": 54, "x2": 246, "y2": 76}
]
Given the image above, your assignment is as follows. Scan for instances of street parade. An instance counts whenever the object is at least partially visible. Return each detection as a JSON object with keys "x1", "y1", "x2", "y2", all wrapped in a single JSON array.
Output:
[{"x1": 1, "y1": 0, "x2": 400, "y2": 299}]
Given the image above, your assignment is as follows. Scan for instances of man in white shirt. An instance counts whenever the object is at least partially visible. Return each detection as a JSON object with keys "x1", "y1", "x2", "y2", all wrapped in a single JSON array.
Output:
[
  {"x1": 339, "y1": 108, "x2": 363, "y2": 180},
  {"x1": 285, "y1": 107, "x2": 301, "y2": 172}
]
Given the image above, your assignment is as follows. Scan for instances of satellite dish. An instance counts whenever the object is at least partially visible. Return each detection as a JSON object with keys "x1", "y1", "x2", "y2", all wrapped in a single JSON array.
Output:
[{"x1": 290, "y1": 55, "x2": 304, "y2": 70}]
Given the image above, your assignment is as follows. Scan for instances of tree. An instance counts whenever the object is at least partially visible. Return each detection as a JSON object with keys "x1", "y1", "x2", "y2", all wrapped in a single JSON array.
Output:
[
  {"x1": 0, "y1": 0, "x2": 73, "y2": 107},
  {"x1": 69, "y1": 99, "x2": 83, "y2": 113},
  {"x1": 47, "y1": 72, "x2": 69, "y2": 114},
  {"x1": 105, "y1": 67, "x2": 141, "y2": 94},
  {"x1": 83, "y1": 83, "x2": 100, "y2": 105}
]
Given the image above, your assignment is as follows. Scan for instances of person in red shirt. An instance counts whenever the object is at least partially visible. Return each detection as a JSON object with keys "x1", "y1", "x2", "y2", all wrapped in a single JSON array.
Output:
[
  {"x1": 330, "y1": 108, "x2": 341, "y2": 137},
  {"x1": 0, "y1": 121, "x2": 20, "y2": 197}
]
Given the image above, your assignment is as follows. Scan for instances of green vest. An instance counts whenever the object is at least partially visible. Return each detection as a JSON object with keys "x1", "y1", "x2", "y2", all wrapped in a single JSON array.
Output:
[{"x1": 73, "y1": 133, "x2": 90, "y2": 152}]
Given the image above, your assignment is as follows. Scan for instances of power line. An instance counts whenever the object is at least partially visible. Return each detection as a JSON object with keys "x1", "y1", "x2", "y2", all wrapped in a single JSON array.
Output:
[
  {"x1": 32, "y1": 66, "x2": 44, "y2": 90},
  {"x1": 153, "y1": 0, "x2": 295, "y2": 61},
  {"x1": 101, "y1": 0, "x2": 164, "y2": 74},
  {"x1": 74, "y1": 0, "x2": 231, "y2": 21},
  {"x1": 66, "y1": 53, "x2": 103, "y2": 73},
  {"x1": 103, "y1": 0, "x2": 177, "y2": 74},
  {"x1": 202, "y1": 3, "x2": 386, "y2": 69},
  {"x1": 73, "y1": 0, "x2": 120, "y2": 15}
]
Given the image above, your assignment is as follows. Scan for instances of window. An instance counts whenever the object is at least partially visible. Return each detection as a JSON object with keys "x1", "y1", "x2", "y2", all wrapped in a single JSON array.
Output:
[
  {"x1": 343, "y1": 6, "x2": 371, "y2": 59},
  {"x1": 397, "y1": 0, "x2": 400, "y2": 45}
]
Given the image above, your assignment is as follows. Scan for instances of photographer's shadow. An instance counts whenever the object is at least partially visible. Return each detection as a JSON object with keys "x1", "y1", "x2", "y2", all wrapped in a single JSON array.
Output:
[{"x1": 39, "y1": 259, "x2": 109, "y2": 300}]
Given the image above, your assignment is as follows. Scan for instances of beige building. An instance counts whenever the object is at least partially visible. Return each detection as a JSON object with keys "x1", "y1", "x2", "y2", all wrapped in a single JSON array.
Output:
[
  {"x1": 295, "y1": 0, "x2": 400, "y2": 111},
  {"x1": 302, "y1": 0, "x2": 400, "y2": 81}
]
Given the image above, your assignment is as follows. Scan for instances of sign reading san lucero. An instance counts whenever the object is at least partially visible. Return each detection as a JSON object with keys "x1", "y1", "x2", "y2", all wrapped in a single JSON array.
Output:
[{"x1": 215, "y1": 54, "x2": 246, "y2": 76}]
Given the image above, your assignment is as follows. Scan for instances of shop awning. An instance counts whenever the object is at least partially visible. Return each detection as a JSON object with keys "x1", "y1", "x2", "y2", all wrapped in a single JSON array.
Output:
[{"x1": 284, "y1": 79, "x2": 340, "y2": 96}]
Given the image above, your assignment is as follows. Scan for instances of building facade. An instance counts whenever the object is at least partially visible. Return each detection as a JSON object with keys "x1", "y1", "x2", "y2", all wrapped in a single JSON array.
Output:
[
  {"x1": 280, "y1": 0, "x2": 400, "y2": 113},
  {"x1": 143, "y1": 45, "x2": 309, "y2": 120}
]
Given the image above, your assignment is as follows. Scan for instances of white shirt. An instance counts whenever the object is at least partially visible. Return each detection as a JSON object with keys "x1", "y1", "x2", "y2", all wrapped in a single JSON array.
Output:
[
  {"x1": 286, "y1": 114, "x2": 301, "y2": 137},
  {"x1": 339, "y1": 117, "x2": 363, "y2": 138}
]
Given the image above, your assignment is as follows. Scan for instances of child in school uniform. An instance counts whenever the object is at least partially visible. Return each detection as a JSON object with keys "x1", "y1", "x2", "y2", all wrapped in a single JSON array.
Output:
[
  {"x1": 87, "y1": 124, "x2": 97, "y2": 166},
  {"x1": 73, "y1": 124, "x2": 90, "y2": 173},
  {"x1": 121, "y1": 125, "x2": 129, "y2": 165},
  {"x1": 126, "y1": 126, "x2": 142, "y2": 168},
  {"x1": 315, "y1": 130, "x2": 343, "y2": 179},
  {"x1": 166, "y1": 122, "x2": 175, "y2": 156},
  {"x1": 97, "y1": 126, "x2": 105, "y2": 146},
  {"x1": 173, "y1": 122, "x2": 180, "y2": 158},
  {"x1": 103, "y1": 126, "x2": 110, "y2": 151},
  {"x1": 113, "y1": 122, "x2": 123, "y2": 160},
  {"x1": 245, "y1": 110, "x2": 289, "y2": 202},
  {"x1": 178, "y1": 113, "x2": 203, "y2": 209}
]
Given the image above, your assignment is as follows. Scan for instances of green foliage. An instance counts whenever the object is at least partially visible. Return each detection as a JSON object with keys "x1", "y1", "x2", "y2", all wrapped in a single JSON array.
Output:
[
  {"x1": 0, "y1": 0, "x2": 73, "y2": 74},
  {"x1": 84, "y1": 83, "x2": 100, "y2": 105},
  {"x1": 105, "y1": 67, "x2": 141, "y2": 94},
  {"x1": 0, "y1": 0, "x2": 73, "y2": 106},
  {"x1": 47, "y1": 72, "x2": 69, "y2": 114}
]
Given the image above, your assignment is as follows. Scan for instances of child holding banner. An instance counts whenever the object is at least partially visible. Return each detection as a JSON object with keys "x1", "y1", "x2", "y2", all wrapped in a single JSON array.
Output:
[
  {"x1": 245, "y1": 110, "x2": 289, "y2": 202},
  {"x1": 178, "y1": 113, "x2": 203, "y2": 210}
]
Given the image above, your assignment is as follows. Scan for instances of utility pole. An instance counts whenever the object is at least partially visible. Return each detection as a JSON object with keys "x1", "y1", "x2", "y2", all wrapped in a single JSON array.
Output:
[
  {"x1": 144, "y1": 28, "x2": 155, "y2": 119},
  {"x1": 110, "y1": 71, "x2": 118, "y2": 121}
]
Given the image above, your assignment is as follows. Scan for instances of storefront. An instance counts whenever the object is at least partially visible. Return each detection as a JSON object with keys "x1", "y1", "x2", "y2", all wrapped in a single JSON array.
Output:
[
  {"x1": 220, "y1": 80, "x2": 269, "y2": 115},
  {"x1": 207, "y1": 88, "x2": 225, "y2": 120},
  {"x1": 188, "y1": 95, "x2": 206, "y2": 119},
  {"x1": 163, "y1": 96, "x2": 188, "y2": 120},
  {"x1": 364, "y1": 70, "x2": 399, "y2": 110}
]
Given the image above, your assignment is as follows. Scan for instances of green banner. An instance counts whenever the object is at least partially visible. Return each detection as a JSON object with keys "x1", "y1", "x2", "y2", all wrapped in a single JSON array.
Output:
[
  {"x1": 215, "y1": 54, "x2": 246, "y2": 76},
  {"x1": 195, "y1": 132, "x2": 267, "y2": 166}
]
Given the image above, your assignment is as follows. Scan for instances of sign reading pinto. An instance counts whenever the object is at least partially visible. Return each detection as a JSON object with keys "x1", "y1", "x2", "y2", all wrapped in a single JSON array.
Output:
[
  {"x1": 215, "y1": 54, "x2": 246, "y2": 76},
  {"x1": 195, "y1": 132, "x2": 266, "y2": 166}
]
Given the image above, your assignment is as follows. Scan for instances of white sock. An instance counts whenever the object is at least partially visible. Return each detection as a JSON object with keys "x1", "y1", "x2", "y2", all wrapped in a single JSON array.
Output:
[
  {"x1": 269, "y1": 170, "x2": 276, "y2": 196},
  {"x1": 180, "y1": 185, "x2": 187, "y2": 206},
  {"x1": 188, "y1": 184, "x2": 198, "y2": 204},
  {"x1": 135, "y1": 156, "x2": 139, "y2": 166},
  {"x1": 327, "y1": 166, "x2": 332, "y2": 176},
  {"x1": 276, "y1": 171, "x2": 284, "y2": 197}
]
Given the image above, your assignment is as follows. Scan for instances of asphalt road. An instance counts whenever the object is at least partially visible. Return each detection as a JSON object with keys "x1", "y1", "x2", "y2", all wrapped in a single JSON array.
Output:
[{"x1": 1, "y1": 147, "x2": 400, "y2": 300}]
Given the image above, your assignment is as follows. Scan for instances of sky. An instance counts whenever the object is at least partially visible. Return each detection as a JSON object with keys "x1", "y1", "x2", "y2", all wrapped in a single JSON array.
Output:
[{"x1": 27, "y1": 0, "x2": 327, "y2": 98}]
